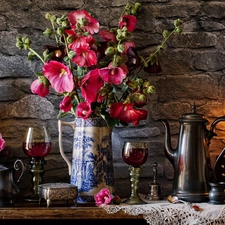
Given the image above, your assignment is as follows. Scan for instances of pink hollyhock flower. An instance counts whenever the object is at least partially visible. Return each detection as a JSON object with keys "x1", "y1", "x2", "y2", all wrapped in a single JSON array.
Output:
[
  {"x1": 0, "y1": 133, "x2": 5, "y2": 152},
  {"x1": 123, "y1": 41, "x2": 135, "y2": 54},
  {"x1": 109, "y1": 102, "x2": 148, "y2": 126},
  {"x1": 99, "y1": 30, "x2": 116, "y2": 43},
  {"x1": 16, "y1": 3, "x2": 181, "y2": 126},
  {"x1": 42, "y1": 61, "x2": 74, "y2": 93},
  {"x1": 60, "y1": 96, "x2": 73, "y2": 112},
  {"x1": 76, "y1": 102, "x2": 93, "y2": 119},
  {"x1": 80, "y1": 68, "x2": 104, "y2": 102},
  {"x1": 71, "y1": 46, "x2": 97, "y2": 67},
  {"x1": 119, "y1": 15, "x2": 137, "y2": 32},
  {"x1": 68, "y1": 9, "x2": 99, "y2": 34},
  {"x1": 94, "y1": 188, "x2": 113, "y2": 206},
  {"x1": 65, "y1": 29, "x2": 90, "y2": 50},
  {"x1": 99, "y1": 66, "x2": 126, "y2": 85},
  {"x1": 30, "y1": 77, "x2": 50, "y2": 97}
]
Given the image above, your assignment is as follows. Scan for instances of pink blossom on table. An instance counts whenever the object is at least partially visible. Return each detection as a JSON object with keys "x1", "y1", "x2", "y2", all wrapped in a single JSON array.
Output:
[
  {"x1": 60, "y1": 96, "x2": 73, "y2": 113},
  {"x1": 94, "y1": 188, "x2": 113, "y2": 206},
  {"x1": 68, "y1": 9, "x2": 99, "y2": 34},
  {"x1": 0, "y1": 133, "x2": 5, "y2": 152},
  {"x1": 42, "y1": 61, "x2": 74, "y2": 93},
  {"x1": 76, "y1": 102, "x2": 93, "y2": 119},
  {"x1": 30, "y1": 77, "x2": 50, "y2": 97}
]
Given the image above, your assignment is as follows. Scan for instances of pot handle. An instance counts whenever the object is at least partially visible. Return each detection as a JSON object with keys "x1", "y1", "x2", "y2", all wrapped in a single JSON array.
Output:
[
  {"x1": 213, "y1": 147, "x2": 225, "y2": 182},
  {"x1": 14, "y1": 159, "x2": 25, "y2": 183},
  {"x1": 208, "y1": 116, "x2": 225, "y2": 141},
  {"x1": 58, "y1": 120, "x2": 75, "y2": 176}
]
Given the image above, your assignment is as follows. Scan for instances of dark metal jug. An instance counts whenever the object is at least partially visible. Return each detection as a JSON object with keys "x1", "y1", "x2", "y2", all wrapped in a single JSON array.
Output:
[
  {"x1": 0, "y1": 159, "x2": 25, "y2": 206},
  {"x1": 159, "y1": 104, "x2": 225, "y2": 202}
]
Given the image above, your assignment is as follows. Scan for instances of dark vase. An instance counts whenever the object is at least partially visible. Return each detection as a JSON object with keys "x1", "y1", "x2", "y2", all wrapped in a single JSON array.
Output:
[{"x1": 208, "y1": 182, "x2": 225, "y2": 204}]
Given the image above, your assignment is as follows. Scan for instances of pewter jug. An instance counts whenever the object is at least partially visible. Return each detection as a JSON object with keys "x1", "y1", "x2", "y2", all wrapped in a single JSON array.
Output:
[
  {"x1": 159, "y1": 104, "x2": 225, "y2": 202},
  {"x1": 0, "y1": 159, "x2": 25, "y2": 206}
]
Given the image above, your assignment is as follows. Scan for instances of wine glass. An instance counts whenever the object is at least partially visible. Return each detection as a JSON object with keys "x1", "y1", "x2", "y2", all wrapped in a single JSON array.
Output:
[
  {"x1": 22, "y1": 125, "x2": 51, "y2": 201},
  {"x1": 122, "y1": 141, "x2": 149, "y2": 205}
]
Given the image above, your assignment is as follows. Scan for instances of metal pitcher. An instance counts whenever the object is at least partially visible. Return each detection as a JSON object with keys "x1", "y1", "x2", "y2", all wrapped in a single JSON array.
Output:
[
  {"x1": 159, "y1": 104, "x2": 225, "y2": 202},
  {"x1": 0, "y1": 159, "x2": 25, "y2": 206}
]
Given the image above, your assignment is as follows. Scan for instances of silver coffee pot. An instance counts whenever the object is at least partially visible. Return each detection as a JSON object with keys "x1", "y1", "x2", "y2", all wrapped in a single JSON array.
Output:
[{"x1": 159, "y1": 104, "x2": 225, "y2": 202}]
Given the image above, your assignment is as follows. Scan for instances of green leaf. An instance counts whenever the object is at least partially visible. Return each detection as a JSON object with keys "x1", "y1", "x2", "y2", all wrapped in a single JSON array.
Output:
[
  {"x1": 100, "y1": 111, "x2": 119, "y2": 127},
  {"x1": 57, "y1": 111, "x2": 69, "y2": 119},
  {"x1": 27, "y1": 51, "x2": 35, "y2": 60}
]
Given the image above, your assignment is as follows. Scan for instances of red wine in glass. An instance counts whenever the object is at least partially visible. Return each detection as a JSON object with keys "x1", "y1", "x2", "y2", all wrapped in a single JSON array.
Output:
[
  {"x1": 122, "y1": 141, "x2": 149, "y2": 205},
  {"x1": 22, "y1": 125, "x2": 51, "y2": 201},
  {"x1": 22, "y1": 142, "x2": 51, "y2": 157},
  {"x1": 122, "y1": 146, "x2": 148, "y2": 167}
]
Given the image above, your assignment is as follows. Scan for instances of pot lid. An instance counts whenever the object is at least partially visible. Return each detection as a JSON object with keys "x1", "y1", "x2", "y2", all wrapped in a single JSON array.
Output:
[{"x1": 180, "y1": 104, "x2": 208, "y2": 124}]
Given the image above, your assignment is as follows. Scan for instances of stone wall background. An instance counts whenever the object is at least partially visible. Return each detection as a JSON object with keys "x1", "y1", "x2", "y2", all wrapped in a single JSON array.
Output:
[{"x1": 1, "y1": 0, "x2": 225, "y2": 199}]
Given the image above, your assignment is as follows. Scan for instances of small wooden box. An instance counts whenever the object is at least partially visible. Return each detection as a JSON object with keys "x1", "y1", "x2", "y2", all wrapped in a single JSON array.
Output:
[{"x1": 38, "y1": 183, "x2": 78, "y2": 207}]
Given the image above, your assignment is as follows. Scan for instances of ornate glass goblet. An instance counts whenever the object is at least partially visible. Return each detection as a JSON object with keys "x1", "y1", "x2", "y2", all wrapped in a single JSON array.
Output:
[
  {"x1": 122, "y1": 141, "x2": 149, "y2": 205},
  {"x1": 22, "y1": 125, "x2": 51, "y2": 201}
]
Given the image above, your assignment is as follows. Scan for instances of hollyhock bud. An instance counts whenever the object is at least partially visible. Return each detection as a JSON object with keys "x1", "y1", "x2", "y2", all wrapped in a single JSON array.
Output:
[
  {"x1": 143, "y1": 81, "x2": 151, "y2": 88},
  {"x1": 117, "y1": 43, "x2": 125, "y2": 53},
  {"x1": 60, "y1": 96, "x2": 73, "y2": 113},
  {"x1": 126, "y1": 80, "x2": 139, "y2": 89},
  {"x1": 143, "y1": 85, "x2": 156, "y2": 94},
  {"x1": 112, "y1": 195, "x2": 121, "y2": 205},
  {"x1": 30, "y1": 78, "x2": 50, "y2": 97},
  {"x1": 105, "y1": 46, "x2": 115, "y2": 55},
  {"x1": 132, "y1": 92, "x2": 147, "y2": 107}
]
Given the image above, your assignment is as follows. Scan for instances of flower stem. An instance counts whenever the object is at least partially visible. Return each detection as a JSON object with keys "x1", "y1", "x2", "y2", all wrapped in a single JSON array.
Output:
[
  {"x1": 29, "y1": 48, "x2": 45, "y2": 64},
  {"x1": 62, "y1": 33, "x2": 72, "y2": 70}
]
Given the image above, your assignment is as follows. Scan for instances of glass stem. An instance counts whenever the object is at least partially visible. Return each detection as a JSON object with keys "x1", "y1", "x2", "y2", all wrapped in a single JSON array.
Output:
[
  {"x1": 29, "y1": 157, "x2": 46, "y2": 195},
  {"x1": 129, "y1": 166, "x2": 141, "y2": 200}
]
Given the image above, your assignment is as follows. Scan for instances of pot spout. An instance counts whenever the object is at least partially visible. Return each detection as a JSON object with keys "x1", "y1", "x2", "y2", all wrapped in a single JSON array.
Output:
[{"x1": 159, "y1": 119, "x2": 176, "y2": 167}]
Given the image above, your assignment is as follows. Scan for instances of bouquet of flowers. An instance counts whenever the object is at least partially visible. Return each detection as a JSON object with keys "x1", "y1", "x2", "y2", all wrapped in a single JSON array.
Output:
[{"x1": 16, "y1": 2, "x2": 182, "y2": 127}]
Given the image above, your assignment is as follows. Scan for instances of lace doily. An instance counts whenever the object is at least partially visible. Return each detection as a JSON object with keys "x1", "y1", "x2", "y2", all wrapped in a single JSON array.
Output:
[{"x1": 100, "y1": 198, "x2": 225, "y2": 225}]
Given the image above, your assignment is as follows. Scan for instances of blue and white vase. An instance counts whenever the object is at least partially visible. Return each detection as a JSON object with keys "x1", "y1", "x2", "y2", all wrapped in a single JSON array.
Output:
[{"x1": 58, "y1": 117, "x2": 114, "y2": 204}]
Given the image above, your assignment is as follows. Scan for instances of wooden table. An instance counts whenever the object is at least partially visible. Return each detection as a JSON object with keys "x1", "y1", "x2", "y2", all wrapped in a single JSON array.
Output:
[{"x1": 0, "y1": 201, "x2": 145, "y2": 221}]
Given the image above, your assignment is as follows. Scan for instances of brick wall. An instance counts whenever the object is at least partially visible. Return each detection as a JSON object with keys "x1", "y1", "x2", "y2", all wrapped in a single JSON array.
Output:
[{"x1": 1, "y1": 0, "x2": 225, "y2": 199}]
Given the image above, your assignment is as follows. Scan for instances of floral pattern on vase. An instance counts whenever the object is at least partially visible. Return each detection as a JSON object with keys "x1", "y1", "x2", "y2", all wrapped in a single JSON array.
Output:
[{"x1": 58, "y1": 117, "x2": 114, "y2": 204}]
